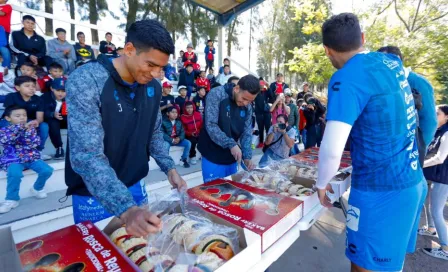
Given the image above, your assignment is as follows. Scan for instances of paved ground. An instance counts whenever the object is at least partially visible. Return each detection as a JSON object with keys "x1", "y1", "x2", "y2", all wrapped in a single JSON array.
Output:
[{"x1": 270, "y1": 192, "x2": 448, "y2": 272}]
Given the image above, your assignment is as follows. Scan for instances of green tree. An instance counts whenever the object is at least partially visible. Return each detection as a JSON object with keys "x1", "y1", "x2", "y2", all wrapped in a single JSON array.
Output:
[
  {"x1": 76, "y1": 0, "x2": 117, "y2": 44},
  {"x1": 226, "y1": 16, "x2": 242, "y2": 57}
]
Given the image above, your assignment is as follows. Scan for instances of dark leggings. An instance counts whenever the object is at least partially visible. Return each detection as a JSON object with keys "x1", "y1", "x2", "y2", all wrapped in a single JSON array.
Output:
[
  {"x1": 186, "y1": 136, "x2": 199, "y2": 158},
  {"x1": 256, "y1": 113, "x2": 271, "y2": 143},
  {"x1": 205, "y1": 60, "x2": 214, "y2": 72},
  {"x1": 47, "y1": 117, "x2": 67, "y2": 149}
]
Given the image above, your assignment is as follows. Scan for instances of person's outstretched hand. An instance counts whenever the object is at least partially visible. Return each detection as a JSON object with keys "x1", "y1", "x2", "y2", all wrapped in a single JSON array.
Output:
[
  {"x1": 120, "y1": 206, "x2": 161, "y2": 237},
  {"x1": 168, "y1": 169, "x2": 187, "y2": 192},
  {"x1": 230, "y1": 145, "x2": 242, "y2": 162},
  {"x1": 317, "y1": 183, "x2": 334, "y2": 208}
]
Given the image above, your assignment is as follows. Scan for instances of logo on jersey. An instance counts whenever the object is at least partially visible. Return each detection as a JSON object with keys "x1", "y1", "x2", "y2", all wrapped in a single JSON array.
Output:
[
  {"x1": 383, "y1": 59, "x2": 399, "y2": 70},
  {"x1": 113, "y1": 90, "x2": 119, "y2": 101},
  {"x1": 240, "y1": 110, "x2": 246, "y2": 118},
  {"x1": 147, "y1": 87, "x2": 154, "y2": 97},
  {"x1": 331, "y1": 82, "x2": 341, "y2": 91},
  {"x1": 346, "y1": 205, "x2": 360, "y2": 232}
]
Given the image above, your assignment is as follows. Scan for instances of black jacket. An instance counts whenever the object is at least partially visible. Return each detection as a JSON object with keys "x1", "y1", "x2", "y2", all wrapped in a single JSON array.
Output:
[
  {"x1": 10, "y1": 28, "x2": 47, "y2": 58},
  {"x1": 303, "y1": 99, "x2": 326, "y2": 129},
  {"x1": 423, "y1": 124, "x2": 448, "y2": 185},
  {"x1": 254, "y1": 90, "x2": 270, "y2": 114},
  {"x1": 99, "y1": 41, "x2": 116, "y2": 56},
  {"x1": 268, "y1": 82, "x2": 288, "y2": 103},
  {"x1": 42, "y1": 91, "x2": 65, "y2": 121},
  {"x1": 65, "y1": 55, "x2": 163, "y2": 196},
  {"x1": 178, "y1": 70, "x2": 197, "y2": 88}
]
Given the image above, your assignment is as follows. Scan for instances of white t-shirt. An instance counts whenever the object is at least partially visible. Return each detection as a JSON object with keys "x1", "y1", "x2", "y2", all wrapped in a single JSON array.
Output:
[{"x1": 55, "y1": 100, "x2": 63, "y2": 113}]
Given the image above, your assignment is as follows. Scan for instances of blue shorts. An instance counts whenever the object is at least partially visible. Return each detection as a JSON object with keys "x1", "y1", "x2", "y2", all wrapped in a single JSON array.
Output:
[
  {"x1": 346, "y1": 180, "x2": 427, "y2": 271},
  {"x1": 202, "y1": 157, "x2": 237, "y2": 183},
  {"x1": 72, "y1": 180, "x2": 148, "y2": 224}
]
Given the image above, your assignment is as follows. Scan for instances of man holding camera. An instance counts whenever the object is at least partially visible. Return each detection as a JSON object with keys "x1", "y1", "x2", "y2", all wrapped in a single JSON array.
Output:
[
  {"x1": 259, "y1": 114, "x2": 296, "y2": 167},
  {"x1": 303, "y1": 96, "x2": 326, "y2": 148}
]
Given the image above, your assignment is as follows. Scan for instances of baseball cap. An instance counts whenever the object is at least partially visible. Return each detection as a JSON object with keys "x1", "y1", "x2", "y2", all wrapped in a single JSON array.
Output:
[
  {"x1": 187, "y1": 43, "x2": 193, "y2": 48},
  {"x1": 259, "y1": 80, "x2": 267, "y2": 89},
  {"x1": 302, "y1": 82, "x2": 309, "y2": 86},
  {"x1": 307, "y1": 97, "x2": 317, "y2": 105},
  {"x1": 162, "y1": 81, "x2": 172, "y2": 88},
  {"x1": 178, "y1": 85, "x2": 187, "y2": 92},
  {"x1": 284, "y1": 88, "x2": 293, "y2": 96},
  {"x1": 51, "y1": 78, "x2": 66, "y2": 91}
]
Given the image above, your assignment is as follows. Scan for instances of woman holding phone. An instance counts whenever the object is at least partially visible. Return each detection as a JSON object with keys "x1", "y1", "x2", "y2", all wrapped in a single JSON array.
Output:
[{"x1": 259, "y1": 114, "x2": 296, "y2": 167}]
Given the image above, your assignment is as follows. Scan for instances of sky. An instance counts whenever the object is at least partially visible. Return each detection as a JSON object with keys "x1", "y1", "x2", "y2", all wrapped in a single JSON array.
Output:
[{"x1": 8, "y1": 0, "x2": 372, "y2": 75}]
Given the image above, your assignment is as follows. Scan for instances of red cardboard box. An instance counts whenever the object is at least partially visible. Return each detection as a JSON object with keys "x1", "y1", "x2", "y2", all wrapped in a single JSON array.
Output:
[
  {"x1": 187, "y1": 179, "x2": 303, "y2": 252},
  {"x1": 16, "y1": 222, "x2": 138, "y2": 272},
  {"x1": 291, "y1": 147, "x2": 352, "y2": 169}
]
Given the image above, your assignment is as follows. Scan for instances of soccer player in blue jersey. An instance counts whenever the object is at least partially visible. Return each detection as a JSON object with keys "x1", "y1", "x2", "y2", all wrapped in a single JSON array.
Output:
[{"x1": 316, "y1": 13, "x2": 427, "y2": 272}]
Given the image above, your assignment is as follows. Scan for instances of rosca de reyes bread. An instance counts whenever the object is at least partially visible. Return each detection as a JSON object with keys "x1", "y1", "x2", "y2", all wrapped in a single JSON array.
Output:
[{"x1": 192, "y1": 235, "x2": 234, "y2": 261}]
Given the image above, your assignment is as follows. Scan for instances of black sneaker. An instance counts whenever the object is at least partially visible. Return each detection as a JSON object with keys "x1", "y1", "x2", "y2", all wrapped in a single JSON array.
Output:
[
  {"x1": 182, "y1": 159, "x2": 190, "y2": 168},
  {"x1": 54, "y1": 147, "x2": 65, "y2": 160}
]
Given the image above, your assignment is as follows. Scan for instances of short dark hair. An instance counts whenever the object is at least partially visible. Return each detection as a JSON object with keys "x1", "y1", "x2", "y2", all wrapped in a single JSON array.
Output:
[
  {"x1": 20, "y1": 62, "x2": 36, "y2": 70},
  {"x1": 125, "y1": 20, "x2": 174, "y2": 55},
  {"x1": 55, "y1": 28, "x2": 66, "y2": 34},
  {"x1": 166, "y1": 106, "x2": 177, "y2": 114},
  {"x1": 303, "y1": 93, "x2": 313, "y2": 101},
  {"x1": 207, "y1": 39, "x2": 213, "y2": 43},
  {"x1": 223, "y1": 65, "x2": 230, "y2": 69},
  {"x1": 49, "y1": 62, "x2": 63, "y2": 71},
  {"x1": 227, "y1": 76, "x2": 239, "y2": 84},
  {"x1": 186, "y1": 64, "x2": 193, "y2": 68},
  {"x1": 322, "y1": 13, "x2": 362, "y2": 52},
  {"x1": 377, "y1": 45, "x2": 403, "y2": 60},
  {"x1": 224, "y1": 58, "x2": 230, "y2": 62},
  {"x1": 438, "y1": 105, "x2": 448, "y2": 118},
  {"x1": 211, "y1": 82, "x2": 221, "y2": 88},
  {"x1": 209, "y1": 68, "x2": 214, "y2": 72},
  {"x1": 277, "y1": 114, "x2": 288, "y2": 123},
  {"x1": 4, "y1": 106, "x2": 27, "y2": 118},
  {"x1": 297, "y1": 98, "x2": 304, "y2": 105},
  {"x1": 23, "y1": 15, "x2": 36, "y2": 22},
  {"x1": 238, "y1": 75, "x2": 260, "y2": 95},
  {"x1": 185, "y1": 101, "x2": 194, "y2": 107},
  {"x1": 15, "y1": 75, "x2": 36, "y2": 86},
  {"x1": 106, "y1": 32, "x2": 112, "y2": 36},
  {"x1": 198, "y1": 86, "x2": 206, "y2": 92},
  {"x1": 77, "y1": 31, "x2": 85, "y2": 37}
]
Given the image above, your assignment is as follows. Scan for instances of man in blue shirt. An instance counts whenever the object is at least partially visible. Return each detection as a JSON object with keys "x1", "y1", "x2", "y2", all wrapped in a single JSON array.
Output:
[{"x1": 317, "y1": 13, "x2": 427, "y2": 271}]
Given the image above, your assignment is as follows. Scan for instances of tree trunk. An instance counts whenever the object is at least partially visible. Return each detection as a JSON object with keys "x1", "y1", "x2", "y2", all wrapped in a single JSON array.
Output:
[
  {"x1": 248, "y1": 8, "x2": 253, "y2": 71},
  {"x1": 126, "y1": 0, "x2": 139, "y2": 31},
  {"x1": 44, "y1": 0, "x2": 53, "y2": 36},
  {"x1": 68, "y1": 0, "x2": 75, "y2": 41},
  {"x1": 226, "y1": 19, "x2": 237, "y2": 57},
  {"x1": 89, "y1": 0, "x2": 99, "y2": 44},
  {"x1": 156, "y1": 0, "x2": 161, "y2": 20}
]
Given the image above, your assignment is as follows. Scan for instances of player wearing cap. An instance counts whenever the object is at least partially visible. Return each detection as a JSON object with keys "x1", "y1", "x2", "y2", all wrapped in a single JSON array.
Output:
[
  {"x1": 317, "y1": 13, "x2": 426, "y2": 271},
  {"x1": 160, "y1": 81, "x2": 175, "y2": 114},
  {"x1": 42, "y1": 78, "x2": 67, "y2": 160}
]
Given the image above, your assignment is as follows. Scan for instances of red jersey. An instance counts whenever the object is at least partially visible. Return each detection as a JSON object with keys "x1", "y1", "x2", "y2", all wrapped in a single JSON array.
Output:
[
  {"x1": 196, "y1": 77, "x2": 210, "y2": 91},
  {"x1": 275, "y1": 82, "x2": 284, "y2": 94},
  {"x1": 183, "y1": 51, "x2": 197, "y2": 67},
  {"x1": 0, "y1": 4, "x2": 12, "y2": 33}
]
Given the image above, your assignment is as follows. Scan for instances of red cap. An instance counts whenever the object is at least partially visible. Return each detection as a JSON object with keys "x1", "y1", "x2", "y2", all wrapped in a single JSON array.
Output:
[
  {"x1": 162, "y1": 81, "x2": 172, "y2": 88},
  {"x1": 259, "y1": 80, "x2": 267, "y2": 90}
]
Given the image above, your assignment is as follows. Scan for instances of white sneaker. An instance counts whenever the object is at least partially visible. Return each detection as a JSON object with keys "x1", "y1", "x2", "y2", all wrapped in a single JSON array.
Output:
[
  {"x1": 418, "y1": 227, "x2": 438, "y2": 237},
  {"x1": 0, "y1": 200, "x2": 19, "y2": 213},
  {"x1": 422, "y1": 247, "x2": 448, "y2": 261},
  {"x1": 30, "y1": 188, "x2": 47, "y2": 199},
  {"x1": 190, "y1": 158, "x2": 197, "y2": 165},
  {"x1": 41, "y1": 153, "x2": 52, "y2": 161}
]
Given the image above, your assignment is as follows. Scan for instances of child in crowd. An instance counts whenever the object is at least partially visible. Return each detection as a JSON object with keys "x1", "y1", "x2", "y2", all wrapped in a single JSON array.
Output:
[
  {"x1": 193, "y1": 87, "x2": 206, "y2": 116},
  {"x1": 183, "y1": 43, "x2": 198, "y2": 68},
  {"x1": 175, "y1": 86, "x2": 188, "y2": 114},
  {"x1": 42, "y1": 62, "x2": 65, "y2": 93},
  {"x1": 0, "y1": 106, "x2": 54, "y2": 214},
  {"x1": 159, "y1": 70, "x2": 169, "y2": 84},
  {"x1": 177, "y1": 50, "x2": 185, "y2": 73},
  {"x1": 270, "y1": 93, "x2": 290, "y2": 125},
  {"x1": 180, "y1": 101, "x2": 203, "y2": 165},
  {"x1": 19, "y1": 62, "x2": 43, "y2": 95},
  {"x1": 160, "y1": 81, "x2": 175, "y2": 114},
  {"x1": 196, "y1": 70, "x2": 210, "y2": 92},
  {"x1": 207, "y1": 68, "x2": 216, "y2": 87},
  {"x1": 43, "y1": 78, "x2": 67, "y2": 160},
  {"x1": 219, "y1": 58, "x2": 231, "y2": 74},
  {"x1": 204, "y1": 40, "x2": 215, "y2": 72},
  {"x1": 1, "y1": 76, "x2": 50, "y2": 159},
  {"x1": 162, "y1": 106, "x2": 191, "y2": 168},
  {"x1": 178, "y1": 64, "x2": 196, "y2": 99},
  {"x1": 0, "y1": 56, "x2": 15, "y2": 102}
]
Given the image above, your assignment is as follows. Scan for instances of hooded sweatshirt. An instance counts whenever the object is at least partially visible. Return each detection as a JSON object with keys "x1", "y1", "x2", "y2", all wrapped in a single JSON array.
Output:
[
  {"x1": 181, "y1": 103, "x2": 203, "y2": 138},
  {"x1": 47, "y1": 38, "x2": 76, "y2": 62}
]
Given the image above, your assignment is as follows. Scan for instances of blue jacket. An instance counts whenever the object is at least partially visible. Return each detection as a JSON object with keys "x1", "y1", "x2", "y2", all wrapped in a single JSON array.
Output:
[
  {"x1": 204, "y1": 45, "x2": 215, "y2": 61},
  {"x1": 178, "y1": 70, "x2": 196, "y2": 88},
  {"x1": 408, "y1": 71, "x2": 437, "y2": 148},
  {"x1": 0, "y1": 26, "x2": 6, "y2": 47}
]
